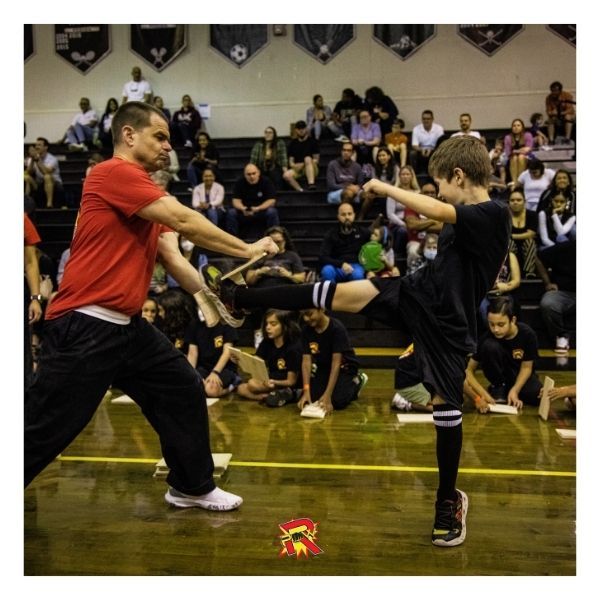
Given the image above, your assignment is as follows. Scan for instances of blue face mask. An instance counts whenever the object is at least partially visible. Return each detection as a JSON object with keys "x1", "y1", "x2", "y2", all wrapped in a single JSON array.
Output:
[{"x1": 423, "y1": 248, "x2": 437, "y2": 261}]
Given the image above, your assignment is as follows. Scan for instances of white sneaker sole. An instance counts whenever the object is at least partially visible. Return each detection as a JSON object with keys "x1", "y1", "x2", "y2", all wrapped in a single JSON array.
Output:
[
  {"x1": 432, "y1": 489, "x2": 468, "y2": 547},
  {"x1": 165, "y1": 490, "x2": 243, "y2": 511}
]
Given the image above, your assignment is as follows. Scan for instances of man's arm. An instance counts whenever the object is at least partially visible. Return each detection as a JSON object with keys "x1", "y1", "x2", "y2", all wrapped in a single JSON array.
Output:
[
  {"x1": 137, "y1": 194, "x2": 276, "y2": 258},
  {"x1": 364, "y1": 180, "x2": 456, "y2": 224},
  {"x1": 24, "y1": 245, "x2": 42, "y2": 324}
]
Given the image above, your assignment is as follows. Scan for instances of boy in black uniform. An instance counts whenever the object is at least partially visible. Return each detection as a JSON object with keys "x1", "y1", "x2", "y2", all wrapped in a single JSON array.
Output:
[
  {"x1": 299, "y1": 308, "x2": 365, "y2": 414},
  {"x1": 204, "y1": 136, "x2": 510, "y2": 546},
  {"x1": 465, "y1": 296, "x2": 542, "y2": 411}
]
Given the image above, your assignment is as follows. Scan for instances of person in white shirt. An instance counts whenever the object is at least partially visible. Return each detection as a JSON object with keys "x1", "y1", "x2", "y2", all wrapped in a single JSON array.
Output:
[
  {"x1": 410, "y1": 110, "x2": 444, "y2": 174},
  {"x1": 513, "y1": 158, "x2": 556, "y2": 211},
  {"x1": 64, "y1": 98, "x2": 98, "y2": 151},
  {"x1": 121, "y1": 66, "x2": 152, "y2": 104},
  {"x1": 450, "y1": 113, "x2": 482, "y2": 141},
  {"x1": 192, "y1": 168, "x2": 225, "y2": 226}
]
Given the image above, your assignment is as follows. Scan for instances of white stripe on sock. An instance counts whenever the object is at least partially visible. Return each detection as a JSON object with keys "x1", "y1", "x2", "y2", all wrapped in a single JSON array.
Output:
[{"x1": 319, "y1": 281, "x2": 331, "y2": 309}]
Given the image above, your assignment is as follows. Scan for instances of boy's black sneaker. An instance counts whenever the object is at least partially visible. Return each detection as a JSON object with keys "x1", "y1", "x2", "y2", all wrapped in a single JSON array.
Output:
[
  {"x1": 431, "y1": 489, "x2": 468, "y2": 547},
  {"x1": 200, "y1": 264, "x2": 246, "y2": 327}
]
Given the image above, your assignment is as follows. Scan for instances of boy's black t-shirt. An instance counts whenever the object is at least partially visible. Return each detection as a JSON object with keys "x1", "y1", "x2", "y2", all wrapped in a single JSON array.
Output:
[
  {"x1": 474, "y1": 322, "x2": 539, "y2": 368},
  {"x1": 256, "y1": 338, "x2": 303, "y2": 381},
  {"x1": 402, "y1": 199, "x2": 511, "y2": 353},
  {"x1": 184, "y1": 321, "x2": 238, "y2": 372},
  {"x1": 302, "y1": 316, "x2": 359, "y2": 375}
]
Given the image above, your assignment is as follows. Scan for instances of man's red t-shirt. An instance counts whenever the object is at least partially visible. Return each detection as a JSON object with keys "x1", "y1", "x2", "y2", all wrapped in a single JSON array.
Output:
[
  {"x1": 46, "y1": 158, "x2": 165, "y2": 319},
  {"x1": 24, "y1": 214, "x2": 41, "y2": 246}
]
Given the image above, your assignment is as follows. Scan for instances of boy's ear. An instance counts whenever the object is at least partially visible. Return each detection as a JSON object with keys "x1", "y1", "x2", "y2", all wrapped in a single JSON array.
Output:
[{"x1": 453, "y1": 167, "x2": 466, "y2": 186}]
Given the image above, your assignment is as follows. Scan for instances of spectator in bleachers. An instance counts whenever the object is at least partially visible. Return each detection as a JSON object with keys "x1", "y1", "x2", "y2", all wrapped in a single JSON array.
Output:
[
  {"x1": 537, "y1": 239, "x2": 576, "y2": 355},
  {"x1": 358, "y1": 224, "x2": 399, "y2": 279},
  {"x1": 284, "y1": 120, "x2": 320, "y2": 191},
  {"x1": 319, "y1": 202, "x2": 370, "y2": 282},
  {"x1": 508, "y1": 189, "x2": 539, "y2": 279},
  {"x1": 141, "y1": 297, "x2": 159, "y2": 324},
  {"x1": 121, "y1": 66, "x2": 152, "y2": 104},
  {"x1": 245, "y1": 225, "x2": 306, "y2": 347},
  {"x1": 98, "y1": 98, "x2": 119, "y2": 151},
  {"x1": 512, "y1": 157, "x2": 555, "y2": 211},
  {"x1": 326, "y1": 142, "x2": 365, "y2": 205},
  {"x1": 406, "y1": 232, "x2": 438, "y2": 276},
  {"x1": 172, "y1": 94, "x2": 203, "y2": 148},
  {"x1": 226, "y1": 164, "x2": 280, "y2": 236},
  {"x1": 360, "y1": 146, "x2": 399, "y2": 220},
  {"x1": 450, "y1": 113, "x2": 482, "y2": 141},
  {"x1": 410, "y1": 109, "x2": 444, "y2": 175},
  {"x1": 24, "y1": 137, "x2": 63, "y2": 208},
  {"x1": 351, "y1": 109, "x2": 382, "y2": 166},
  {"x1": 538, "y1": 192, "x2": 576, "y2": 248},
  {"x1": 537, "y1": 169, "x2": 576, "y2": 215},
  {"x1": 386, "y1": 165, "x2": 420, "y2": 261},
  {"x1": 404, "y1": 177, "x2": 443, "y2": 272},
  {"x1": 249, "y1": 125, "x2": 289, "y2": 190},
  {"x1": 364, "y1": 86, "x2": 399, "y2": 137},
  {"x1": 545, "y1": 81, "x2": 575, "y2": 145},
  {"x1": 478, "y1": 250, "x2": 521, "y2": 324},
  {"x1": 153, "y1": 96, "x2": 171, "y2": 122},
  {"x1": 529, "y1": 112, "x2": 549, "y2": 148},
  {"x1": 84, "y1": 153, "x2": 104, "y2": 179},
  {"x1": 332, "y1": 88, "x2": 363, "y2": 140},
  {"x1": 191, "y1": 167, "x2": 225, "y2": 227},
  {"x1": 306, "y1": 94, "x2": 344, "y2": 141},
  {"x1": 187, "y1": 132, "x2": 220, "y2": 189},
  {"x1": 62, "y1": 97, "x2": 98, "y2": 152},
  {"x1": 504, "y1": 118, "x2": 533, "y2": 184},
  {"x1": 385, "y1": 118, "x2": 408, "y2": 167},
  {"x1": 488, "y1": 136, "x2": 507, "y2": 188}
]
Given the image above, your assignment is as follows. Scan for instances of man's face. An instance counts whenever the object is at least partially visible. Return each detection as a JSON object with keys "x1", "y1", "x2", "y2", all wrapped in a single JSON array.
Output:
[
  {"x1": 550, "y1": 85, "x2": 561, "y2": 98},
  {"x1": 341, "y1": 144, "x2": 354, "y2": 161},
  {"x1": 131, "y1": 113, "x2": 172, "y2": 172},
  {"x1": 244, "y1": 165, "x2": 260, "y2": 184},
  {"x1": 422, "y1": 113, "x2": 434, "y2": 130},
  {"x1": 295, "y1": 126, "x2": 307, "y2": 138},
  {"x1": 35, "y1": 139, "x2": 47, "y2": 155},
  {"x1": 459, "y1": 115, "x2": 471, "y2": 131},
  {"x1": 132, "y1": 67, "x2": 142, "y2": 81},
  {"x1": 79, "y1": 98, "x2": 90, "y2": 112},
  {"x1": 359, "y1": 111, "x2": 371, "y2": 125},
  {"x1": 337, "y1": 203, "x2": 355, "y2": 226}
]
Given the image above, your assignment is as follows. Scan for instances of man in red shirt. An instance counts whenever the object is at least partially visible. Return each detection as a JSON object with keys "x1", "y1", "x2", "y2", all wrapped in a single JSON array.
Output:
[{"x1": 25, "y1": 102, "x2": 277, "y2": 511}]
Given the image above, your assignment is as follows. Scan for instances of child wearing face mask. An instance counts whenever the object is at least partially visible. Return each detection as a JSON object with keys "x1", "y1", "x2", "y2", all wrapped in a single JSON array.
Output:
[{"x1": 407, "y1": 233, "x2": 438, "y2": 275}]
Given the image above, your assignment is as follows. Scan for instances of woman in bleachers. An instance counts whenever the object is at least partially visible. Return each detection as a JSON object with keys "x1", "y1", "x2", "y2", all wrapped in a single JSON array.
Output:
[
  {"x1": 306, "y1": 94, "x2": 343, "y2": 141},
  {"x1": 537, "y1": 169, "x2": 576, "y2": 215},
  {"x1": 249, "y1": 126, "x2": 288, "y2": 190},
  {"x1": 386, "y1": 165, "x2": 419, "y2": 260},
  {"x1": 508, "y1": 189, "x2": 539, "y2": 279},
  {"x1": 359, "y1": 147, "x2": 399, "y2": 219},
  {"x1": 187, "y1": 131, "x2": 220, "y2": 189},
  {"x1": 171, "y1": 94, "x2": 203, "y2": 148},
  {"x1": 191, "y1": 167, "x2": 225, "y2": 227},
  {"x1": 504, "y1": 118, "x2": 533, "y2": 183},
  {"x1": 513, "y1": 157, "x2": 555, "y2": 211},
  {"x1": 98, "y1": 98, "x2": 118, "y2": 150}
]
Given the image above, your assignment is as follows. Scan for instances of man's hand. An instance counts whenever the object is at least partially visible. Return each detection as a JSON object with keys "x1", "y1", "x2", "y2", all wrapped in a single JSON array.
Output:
[
  {"x1": 341, "y1": 262, "x2": 354, "y2": 274},
  {"x1": 250, "y1": 237, "x2": 279, "y2": 258},
  {"x1": 28, "y1": 299, "x2": 42, "y2": 324},
  {"x1": 507, "y1": 388, "x2": 524, "y2": 410}
]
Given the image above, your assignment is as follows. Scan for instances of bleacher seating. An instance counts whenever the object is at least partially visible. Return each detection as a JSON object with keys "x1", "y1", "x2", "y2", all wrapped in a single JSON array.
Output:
[{"x1": 27, "y1": 130, "x2": 575, "y2": 360}]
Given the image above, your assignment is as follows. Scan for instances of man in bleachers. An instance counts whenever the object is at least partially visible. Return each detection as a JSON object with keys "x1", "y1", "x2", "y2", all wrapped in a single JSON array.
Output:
[
  {"x1": 284, "y1": 120, "x2": 320, "y2": 191},
  {"x1": 410, "y1": 109, "x2": 445, "y2": 175},
  {"x1": 319, "y1": 202, "x2": 370, "y2": 282},
  {"x1": 24, "y1": 137, "x2": 63, "y2": 209},
  {"x1": 62, "y1": 97, "x2": 99, "y2": 152},
  {"x1": 122, "y1": 66, "x2": 152, "y2": 104},
  {"x1": 226, "y1": 163, "x2": 280, "y2": 236},
  {"x1": 326, "y1": 142, "x2": 364, "y2": 205},
  {"x1": 450, "y1": 113, "x2": 482, "y2": 141}
]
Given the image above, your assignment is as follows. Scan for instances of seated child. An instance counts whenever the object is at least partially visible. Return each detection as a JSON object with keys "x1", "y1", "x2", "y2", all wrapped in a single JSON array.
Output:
[
  {"x1": 359, "y1": 224, "x2": 400, "y2": 279},
  {"x1": 299, "y1": 308, "x2": 367, "y2": 414},
  {"x1": 406, "y1": 232, "x2": 438, "y2": 275},
  {"x1": 465, "y1": 295, "x2": 542, "y2": 412},
  {"x1": 385, "y1": 118, "x2": 408, "y2": 167},
  {"x1": 235, "y1": 309, "x2": 302, "y2": 404},
  {"x1": 529, "y1": 112, "x2": 549, "y2": 148}
]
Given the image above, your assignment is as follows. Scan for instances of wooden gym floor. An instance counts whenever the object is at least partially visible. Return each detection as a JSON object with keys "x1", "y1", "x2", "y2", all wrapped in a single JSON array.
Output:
[{"x1": 23, "y1": 369, "x2": 576, "y2": 577}]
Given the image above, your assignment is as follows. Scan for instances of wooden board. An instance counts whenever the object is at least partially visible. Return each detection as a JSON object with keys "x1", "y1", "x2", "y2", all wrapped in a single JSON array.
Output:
[
  {"x1": 396, "y1": 413, "x2": 434, "y2": 423},
  {"x1": 538, "y1": 376, "x2": 555, "y2": 421},
  {"x1": 489, "y1": 404, "x2": 519, "y2": 415},
  {"x1": 301, "y1": 404, "x2": 327, "y2": 419},
  {"x1": 556, "y1": 428, "x2": 576, "y2": 440},
  {"x1": 229, "y1": 347, "x2": 269, "y2": 382},
  {"x1": 153, "y1": 453, "x2": 233, "y2": 478}
]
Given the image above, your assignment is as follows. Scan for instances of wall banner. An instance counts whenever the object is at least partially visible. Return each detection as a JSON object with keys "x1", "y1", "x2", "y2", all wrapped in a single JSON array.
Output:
[
  {"x1": 210, "y1": 25, "x2": 269, "y2": 68},
  {"x1": 130, "y1": 25, "x2": 187, "y2": 72},
  {"x1": 458, "y1": 25, "x2": 524, "y2": 56},
  {"x1": 54, "y1": 25, "x2": 111, "y2": 74},
  {"x1": 25, "y1": 24, "x2": 34, "y2": 63},
  {"x1": 547, "y1": 25, "x2": 576, "y2": 48},
  {"x1": 293, "y1": 25, "x2": 355, "y2": 64},
  {"x1": 372, "y1": 25, "x2": 436, "y2": 60}
]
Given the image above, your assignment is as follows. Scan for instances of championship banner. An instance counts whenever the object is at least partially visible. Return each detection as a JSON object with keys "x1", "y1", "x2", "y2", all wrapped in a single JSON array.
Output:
[
  {"x1": 24, "y1": 24, "x2": 34, "y2": 62},
  {"x1": 210, "y1": 25, "x2": 268, "y2": 68},
  {"x1": 54, "y1": 25, "x2": 110, "y2": 74},
  {"x1": 547, "y1": 25, "x2": 576, "y2": 48},
  {"x1": 373, "y1": 25, "x2": 436, "y2": 60},
  {"x1": 130, "y1": 25, "x2": 187, "y2": 72},
  {"x1": 458, "y1": 25, "x2": 523, "y2": 56},
  {"x1": 293, "y1": 25, "x2": 355, "y2": 64}
]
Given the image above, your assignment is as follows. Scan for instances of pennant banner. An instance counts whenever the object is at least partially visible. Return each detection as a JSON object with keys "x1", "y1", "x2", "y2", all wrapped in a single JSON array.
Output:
[
  {"x1": 547, "y1": 25, "x2": 576, "y2": 48},
  {"x1": 24, "y1": 24, "x2": 34, "y2": 62},
  {"x1": 130, "y1": 25, "x2": 187, "y2": 72},
  {"x1": 293, "y1": 25, "x2": 355, "y2": 64},
  {"x1": 458, "y1": 25, "x2": 523, "y2": 56},
  {"x1": 54, "y1": 25, "x2": 110, "y2": 74},
  {"x1": 210, "y1": 25, "x2": 268, "y2": 68},
  {"x1": 373, "y1": 25, "x2": 436, "y2": 60}
]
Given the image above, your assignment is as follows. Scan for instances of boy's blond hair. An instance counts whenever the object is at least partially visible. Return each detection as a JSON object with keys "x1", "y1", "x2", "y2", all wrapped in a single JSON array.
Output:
[{"x1": 428, "y1": 136, "x2": 490, "y2": 187}]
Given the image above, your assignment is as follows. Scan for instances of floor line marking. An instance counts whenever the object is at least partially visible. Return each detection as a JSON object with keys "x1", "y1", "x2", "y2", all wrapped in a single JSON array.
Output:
[{"x1": 58, "y1": 456, "x2": 575, "y2": 477}]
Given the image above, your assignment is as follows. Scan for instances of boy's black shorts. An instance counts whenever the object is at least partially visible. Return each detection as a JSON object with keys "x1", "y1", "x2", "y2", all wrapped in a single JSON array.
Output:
[{"x1": 360, "y1": 277, "x2": 468, "y2": 410}]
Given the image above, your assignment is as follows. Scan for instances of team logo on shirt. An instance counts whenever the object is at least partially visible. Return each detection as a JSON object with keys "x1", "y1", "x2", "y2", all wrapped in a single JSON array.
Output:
[
  {"x1": 277, "y1": 358, "x2": 287, "y2": 371},
  {"x1": 277, "y1": 517, "x2": 323, "y2": 559},
  {"x1": 214, "y1": 335, "x2": 223, "y2": 349},
  {"x1": 512, "y1": 348, "x2": 524, "y2": 360},
  {"x1": 309, "y1": 342, "x2": 319, "y2": 355}
]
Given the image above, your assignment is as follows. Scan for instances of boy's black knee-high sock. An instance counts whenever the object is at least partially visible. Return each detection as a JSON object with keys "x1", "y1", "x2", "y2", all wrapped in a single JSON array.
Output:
[
  {"x1": 433, "y1": 405, "x2": 463, "y2": 502},
  {"x1": 235, "y1": 281, "x2": 336, "y2": 311}
]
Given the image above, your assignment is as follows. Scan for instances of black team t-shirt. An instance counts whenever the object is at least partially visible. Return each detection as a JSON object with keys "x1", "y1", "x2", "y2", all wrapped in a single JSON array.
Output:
[
  {"x1": 402, "y1": 199, "x2": 511, "y2": 353},
  {"x1": 473, "y1": 322, "x2": 539, "y2": 368},
  {"x1": 184, "y1": 321, "x2": 238, "y2": 372},
  {"x1": 256, "y1": 338, "x2": 303, "y2": 382}
]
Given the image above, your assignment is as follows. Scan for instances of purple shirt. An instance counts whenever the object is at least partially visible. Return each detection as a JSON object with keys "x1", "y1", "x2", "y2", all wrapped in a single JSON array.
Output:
[{"x1": 351, "y1": 122, "x2": 382, "y2": 144}]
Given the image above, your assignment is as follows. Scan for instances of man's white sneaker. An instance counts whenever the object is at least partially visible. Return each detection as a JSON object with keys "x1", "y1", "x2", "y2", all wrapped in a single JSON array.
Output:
[
  {"x1": 391, "y1": 392, "x2": 412, "y2": 412},
  {"x1": 165, "y1": 486, "x2": 243, "y2": 511},
  {"x1": 555, "y1": 336, "x2": 570, "y2": 355}
]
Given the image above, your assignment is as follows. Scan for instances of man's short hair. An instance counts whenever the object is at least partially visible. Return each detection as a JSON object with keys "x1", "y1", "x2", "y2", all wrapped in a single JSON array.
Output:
[
  {"x1": 460, "y1": 113, "x2": 471, "y2": 120},
  {"x1": 36, "y1": 137, "x2": 50, "y2": 148},
  {"x1": 295, "y1": 120, "x2": 307, "y2": 129},
  {"x1": 428, "y1": 135, "x2": 490, "y2": 187},
  {"x1": 111, "y1": 101, "x2": 167, "y2": 145},
  {"x1": 550, "y1": 81, "x2": 563, "y2": 92},
  {"x1": 422, "y1": 110, "x2": 434, "y2": 118}
]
